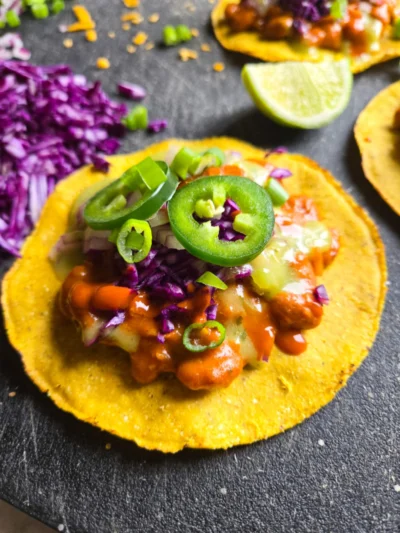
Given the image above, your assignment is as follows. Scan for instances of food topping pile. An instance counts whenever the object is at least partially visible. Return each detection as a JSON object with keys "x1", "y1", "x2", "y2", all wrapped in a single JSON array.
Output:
[
  {"x1": 225, "y1": 0, "x2": 399, "y2": 54},
  {"x1": 54, "y1": 147, "x2": 339, "y2": 390}
]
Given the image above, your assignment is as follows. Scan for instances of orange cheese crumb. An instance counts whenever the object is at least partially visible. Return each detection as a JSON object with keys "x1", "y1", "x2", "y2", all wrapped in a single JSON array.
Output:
[
  {"x1": 96, "y1": 57, "x2": 110, "y2": 70},
  {"x1": 191, "y1": 28, "x2": 199, "y2": 37},
  {"x1": 133, "y1": 31, "x2": 148, "y2": 45},
  {"x1": 127, "y1": 44, "x2": 137, "y2": 53},
  {"x1": 63, "y1": 38, "x2": 74, "y2": 48},
  {"x1": 148, "y1": 13, "x2": 160, "y2": 23},
  {"x1": 179, "y1": 48, "x2": 198, "y2": 62},
  {"x1": 68, "y1": 5, "x2": 96, "y2": 32},
  {"x1": 201, "y1": 43, "x2": 211, "y2": 52},
  {"x1": 123, "y1": 0, "x2": 139, "y2": 6},
  {"x1": 213, "y1": 62, "x2": 225, "y2": 72},
  {"x1": 85, "y1": 30, "x2": 97, "y2": 42},
  {"x1": 121, "y1": 12, "x2": 143, "y2": 24},
  {"x1": 105, "y1": 442, "x2": 112, "y2": 450}
]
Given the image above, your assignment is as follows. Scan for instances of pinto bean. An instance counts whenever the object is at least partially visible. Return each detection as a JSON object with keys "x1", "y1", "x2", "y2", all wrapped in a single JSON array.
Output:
[{"x1": 263, "y1": 15, "x2": 294, "y2": 40}]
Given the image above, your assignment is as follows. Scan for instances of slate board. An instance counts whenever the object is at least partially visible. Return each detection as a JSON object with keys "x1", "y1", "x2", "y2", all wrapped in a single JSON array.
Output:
[{"x1": 1, "y1": 1, "x2": 400, "y2": 532}]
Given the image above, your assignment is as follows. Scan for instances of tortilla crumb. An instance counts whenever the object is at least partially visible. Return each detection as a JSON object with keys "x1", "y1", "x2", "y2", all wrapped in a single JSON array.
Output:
[
  {"x1": 148, "y1": 13, "x2": 160, "y2": 23},
  {"x1": 394, "y1": 485, "x2": 400, "y2": 492},
  {"x1": 121, "y1": 12, "x2": 143, "y2": 24},
  {"x1": 179, "y1": 48, "x2": 198, "y2": 62},
  {"x1": 85, "y1": 29, "x2": 97, "y2": 42},
  {"x1": 185, "y1": 2, "x2": 196, "y2": 12},
  {"x1": 123, "y1": 0, "x2": 139, "y2": 6},
  {"x1": 191, "y1": 28, "x2": 199, "y2": 37},
  {"x1": 8, "y1": 391, "x2": 16, "y2": 398},
  {"x1": 278, "y1": 376, "x2": 292, "y2": 392},
  {"x1": 122, "y1": 22, "x2": 131, "y2": 31},
  {"x1": 145, "y1": 42, "x2": 155, "y2": 51},
  {"x1": 201, "y1": 43, "x2": 211, "y2": 52},
  {"x1": 208, "y1": 0, "x2": 216, "y2": 3},
  {"x1": 127, "y1": 44, "x2": 137, "y2": 53},
  {"x1": 105, "y1": 443, "x2": 112, "y2": 450},
  {"x1": 96, "y1": 57, "x2": 110, "y2": 70},
  {"x1": 213, "y1": 62, "x2": 225, "y2": 72},
  {"x1": 68, "y1": 5, "x2": 96, "y2": 32},
  {"x1": 108, "y1": 31, "x2": 116, "y2": 38},
  {"x1": 133, "y1": 31, "x2": 148, "y2": 45},
  {"x1": 63, "y1": 38, "x2": 73, "y2": 48}
]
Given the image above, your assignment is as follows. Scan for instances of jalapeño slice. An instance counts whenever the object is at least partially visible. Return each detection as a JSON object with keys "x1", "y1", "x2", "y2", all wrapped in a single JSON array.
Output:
[
  {"x1": 168, "y1": 175, "x2": 274, "y2": 267},
  {"x1": 84, "y1": 160, "x2": 179, "y2": 230}
]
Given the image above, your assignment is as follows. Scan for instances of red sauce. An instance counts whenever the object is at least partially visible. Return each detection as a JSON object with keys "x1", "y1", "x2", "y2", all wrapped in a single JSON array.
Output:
[
  {"x1": 275, "y1": 330, "x2": 307, "y2": 356},
  {"x1": 61, "y1": 192, "x2": 339, "y2": 390}
]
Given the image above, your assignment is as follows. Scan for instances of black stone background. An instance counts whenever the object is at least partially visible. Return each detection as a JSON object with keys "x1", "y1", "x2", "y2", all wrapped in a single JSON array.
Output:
[{"x1": 0, "y1": 1, "x2": 399, "y2": 532}]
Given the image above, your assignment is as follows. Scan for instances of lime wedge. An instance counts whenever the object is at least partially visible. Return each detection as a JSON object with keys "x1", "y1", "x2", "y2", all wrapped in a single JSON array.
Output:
[{"x1": 242, "y1": 60, "x2": 353, "y2": 129}]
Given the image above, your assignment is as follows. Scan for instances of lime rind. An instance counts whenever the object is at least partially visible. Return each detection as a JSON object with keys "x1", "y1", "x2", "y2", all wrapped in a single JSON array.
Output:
[{"x1": 242, "y1": 60, "x2": 353, "y2": 129}]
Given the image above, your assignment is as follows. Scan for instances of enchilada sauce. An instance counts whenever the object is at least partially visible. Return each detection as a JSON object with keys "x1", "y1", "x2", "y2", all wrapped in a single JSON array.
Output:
[{"x1": 61, "y1": 195, "x2": 339, "y2": 391}]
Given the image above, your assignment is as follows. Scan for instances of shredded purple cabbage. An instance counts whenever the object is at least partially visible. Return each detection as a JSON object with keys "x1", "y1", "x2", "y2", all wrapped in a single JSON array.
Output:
[
  {"x1": 148, "y1": 119, "x2": 168, "y2": 134},
  {"x1": 269, "y1": 168, "x2": 292, "y2": 179},
  {"x1": 279, "y1": 0, "x2": 330, "y2": 22},
  {"x1": 314, "y1": 284, "x2": 329, "y2": 305},
  {"x1": 104, "y1": 311, "x2": 126, "y2": 330},
  {"x1": 117, "y1": 82, "x2": 146, "y2": 101},
  {"x1": 0, "y1": 61, "x2": 127, "y2": 256}
]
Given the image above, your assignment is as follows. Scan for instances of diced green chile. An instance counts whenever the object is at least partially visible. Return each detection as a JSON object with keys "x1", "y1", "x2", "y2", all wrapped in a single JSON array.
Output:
[
  {"x1": 168, "y1": 175, "x2": 274, "y2": 267},
  {"x1": 116, "y1": 219, "x2": 152, "y2": 263},
  {"x1": 84, "y1": 160, "x2": 179, "y2": 230},
  {"x1": 183, "y1": 320, "x2": 226, "y2": 353}
]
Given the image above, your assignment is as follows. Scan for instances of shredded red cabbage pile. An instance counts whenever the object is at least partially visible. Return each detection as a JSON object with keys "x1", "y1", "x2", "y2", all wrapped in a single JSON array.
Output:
[{"x1": 0, "y1": 61, "x2": 127, "y2": 256}]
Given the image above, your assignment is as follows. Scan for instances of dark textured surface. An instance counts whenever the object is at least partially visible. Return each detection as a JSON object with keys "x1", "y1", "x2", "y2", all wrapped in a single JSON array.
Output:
[{"x1": 1, "y1": 1, "x2": 400, "y2": 532}]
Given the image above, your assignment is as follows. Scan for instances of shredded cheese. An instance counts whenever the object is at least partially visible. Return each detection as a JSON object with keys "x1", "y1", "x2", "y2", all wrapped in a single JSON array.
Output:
[
  {"x1": 85, "y1": 30, "x2": 97, "y2": 42},
  {"x1": 179, "y1": 48, "x2": 198, "y2": 61},
  {"x1": 68, "y1": 5, "x2": 96, "y2": 32},
  {"x1": 96, "y1": 57, "x2": 110, "y2": 70},
  {"x1": 213, "y1": 62, "x2": 225, "y2": 72},
  {"x1": 133, "y1": 31, "x2": 148, "y2": 45}
]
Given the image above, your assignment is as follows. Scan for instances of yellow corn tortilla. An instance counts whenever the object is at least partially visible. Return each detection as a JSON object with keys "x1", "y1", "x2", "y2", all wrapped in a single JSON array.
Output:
[
  {"x1": 355, "y1": 80, "x2": 400, "y2": 215},
  {"x1": 2, "y1": 137, "x2": 386, "y2": 453},
  {"x1": 212, "y1": 0, "x2": 400, "y2": 74}
]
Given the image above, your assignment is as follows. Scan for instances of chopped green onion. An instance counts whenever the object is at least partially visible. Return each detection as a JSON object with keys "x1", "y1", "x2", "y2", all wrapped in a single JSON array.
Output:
[
  {"x1": 265, "y1": 178, "x2": 289, "y2": 207},
  {"x1": 126, "y1": 231, "x2": 144, "y2": 250},
  {"x1": 52, "y1": 0, "x2": 65, "y2": 14},
  {"x1": 136, "y1": 157, "x2": 168, "y2": 190},
  {"x1": 116, "y1": 218, "x2": 152, "y2": 263},
  {"x1": 196, "y1": 271, "x2": 228, "y2": 290},
  {"x1": 171, "y1": 147, "x2": 202, "y2": 180},
  {"x1": 31, "y1": 3, "x2": 49, "y2": 18},
  {"x1": 233, "y1": 213, "x2": 255, "y2": 235},
  {"x1": 163, "y1": 25, "x2": 179, "y2": 46},
  {"x1": 190, "y1": 147, "x2": 226, "y2": 175},
  {"x1": 194, "y1": 198, "x2": 224, "y2": 219},
  {"x1": 330, "y1": 0, "x2": 347, "y2": 19},
  {"x1": 394, "y1": 18, "x2": 400, "y2": 39},
  {"x1": 122, "y1": 106, "x2": 148, "y2": 131},
  {"x1": 176, "y1": 24, "x2": 192, "y2": 42},
  {"x1": 203, "y1": 147, "x2": 225, "y2": 166},
  {"x1": 183, "y1": 320, "x2": 226, "y2": 353},
  {"x1": 6, "y1": 10, "x2": 21, "y2": 27}
]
